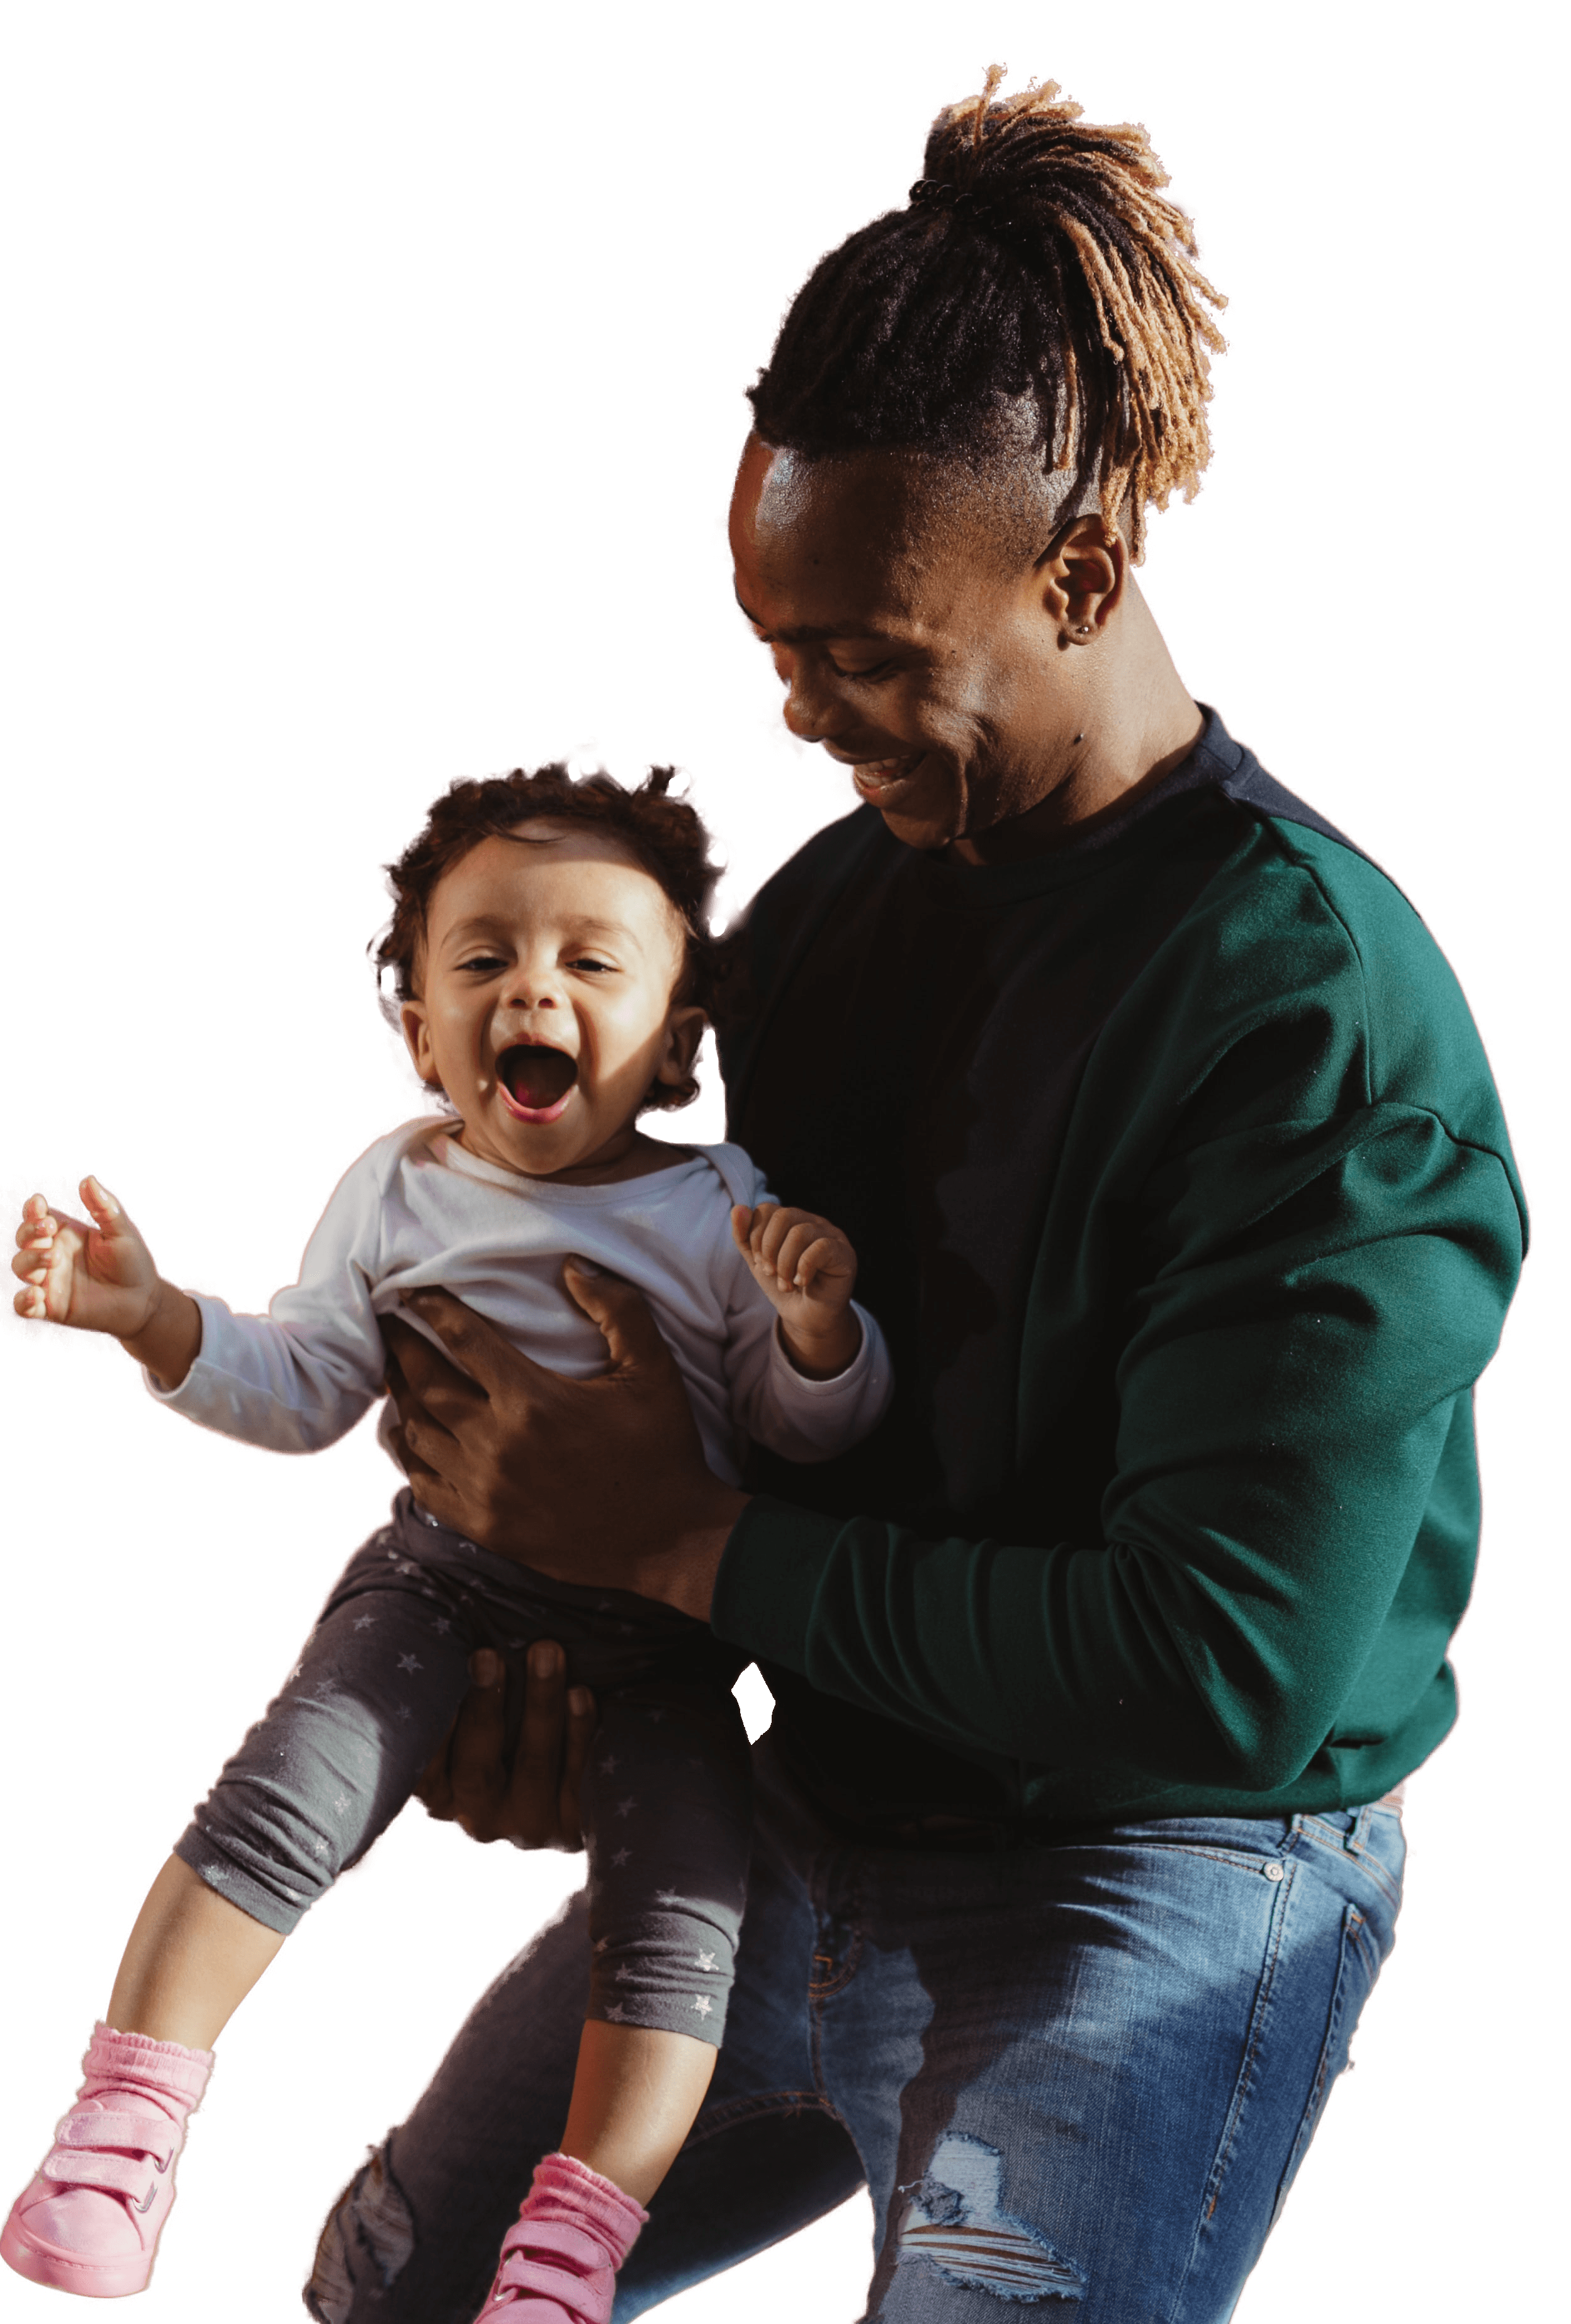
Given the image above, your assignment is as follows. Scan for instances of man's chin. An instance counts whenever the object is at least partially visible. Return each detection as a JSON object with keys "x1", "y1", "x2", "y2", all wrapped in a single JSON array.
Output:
[{"x1": 867, "y1": 776, "x2": 962, "y2": 854}]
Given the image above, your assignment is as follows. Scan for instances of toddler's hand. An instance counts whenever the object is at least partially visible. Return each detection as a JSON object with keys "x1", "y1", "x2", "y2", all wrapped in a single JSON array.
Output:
[
  {"x1": 731, "y1": 1202, "x2": 863, "y2": 1379},
  {"x1": 12, "y1": 1178, "x2": 163, "y2": 1338}
]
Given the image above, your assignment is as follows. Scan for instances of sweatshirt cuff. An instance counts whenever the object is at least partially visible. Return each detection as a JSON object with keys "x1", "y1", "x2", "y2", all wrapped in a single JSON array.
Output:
[
  {"x1": 767, "y1": 1299, "x2": 881, "y2": 1394},
  {"x1": 710, "y1": 1493, "x2": 846, "y2": 1678},
  {"x1": 141, "y1": 1290, "x2": 217, "y2": 1407}
]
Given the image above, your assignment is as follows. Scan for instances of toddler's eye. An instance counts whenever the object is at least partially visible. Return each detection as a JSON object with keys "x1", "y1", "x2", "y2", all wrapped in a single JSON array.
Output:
[
  {"x1": 568, "y1": 956, "x2": 616, "y2": 975},
  {"x1": 830, "y1": 658, "x2": 895, "y2": 682},
  {"x1": 459, "y1": 954, "x2": 508, "y2": 975}
]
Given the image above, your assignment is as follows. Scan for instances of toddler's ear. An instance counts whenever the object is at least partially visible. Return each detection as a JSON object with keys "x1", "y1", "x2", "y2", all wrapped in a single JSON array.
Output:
[
  {"x1": 656, "y1": 1003, "x2": 707, "y2": 1090},
  {"x1": 400, "y1": 1000, "x2": 439, "y2": 1088}
]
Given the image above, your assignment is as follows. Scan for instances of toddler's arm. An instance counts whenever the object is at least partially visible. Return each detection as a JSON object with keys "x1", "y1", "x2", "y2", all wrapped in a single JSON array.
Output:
[
  {"x1": 13, "y1": 1178, "x2": 201, "y2": 1389},
  {"x1": 13, "y1": 1152, "x2": 387, "y2": 1452},
  {"x1": 725, "y1": 1200, "x2": 893, "y2": 1464}
]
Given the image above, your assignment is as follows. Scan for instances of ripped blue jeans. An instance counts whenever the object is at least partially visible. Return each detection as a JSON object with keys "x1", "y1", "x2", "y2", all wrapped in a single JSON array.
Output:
[{"x1": 308, "y1": 1736, "x2": 1404, "y2": 2323}]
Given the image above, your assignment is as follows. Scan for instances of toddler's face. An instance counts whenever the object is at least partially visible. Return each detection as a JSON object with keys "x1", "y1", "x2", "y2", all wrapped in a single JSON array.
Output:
[{"x1": 400, "y1": 820, "x2": 703, "y2": 1178}]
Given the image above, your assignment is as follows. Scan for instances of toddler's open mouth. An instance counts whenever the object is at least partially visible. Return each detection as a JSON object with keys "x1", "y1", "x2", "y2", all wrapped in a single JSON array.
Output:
[{"x1": 497, "y1": 1042, "x2": 578, "y2": 1122}]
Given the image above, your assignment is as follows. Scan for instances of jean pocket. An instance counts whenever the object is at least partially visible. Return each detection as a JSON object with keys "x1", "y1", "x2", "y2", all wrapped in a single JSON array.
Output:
[
  {"x1": 1268, "y1": 1898, "x2": 1385, "y2": 2229},
  {"x1": 1292, "y1": 1808, "x2": 1405, "y2": 1917}
]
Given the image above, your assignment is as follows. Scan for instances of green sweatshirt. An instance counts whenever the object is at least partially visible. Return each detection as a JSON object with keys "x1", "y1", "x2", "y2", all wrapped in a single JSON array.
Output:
[{"x1": 711, "y1": 711, "x2": 1526, "y2": 1827}]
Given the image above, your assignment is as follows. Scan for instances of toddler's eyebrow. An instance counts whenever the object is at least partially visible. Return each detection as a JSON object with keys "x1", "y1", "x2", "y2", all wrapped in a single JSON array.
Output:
[{"x1": 440, "y1": 913, "x2": 645, "y2": 953}]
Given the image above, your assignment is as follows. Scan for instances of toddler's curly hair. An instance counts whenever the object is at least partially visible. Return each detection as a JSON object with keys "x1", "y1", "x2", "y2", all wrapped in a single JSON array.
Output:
[{"x1": 374, "y1": 764, "x2": 723, "y2": 1112}]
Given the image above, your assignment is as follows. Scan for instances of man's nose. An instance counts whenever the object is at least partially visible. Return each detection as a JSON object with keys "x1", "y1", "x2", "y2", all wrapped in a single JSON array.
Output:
[{"x1": 778, "y1": 652, "x2": 853, "y2": 745}]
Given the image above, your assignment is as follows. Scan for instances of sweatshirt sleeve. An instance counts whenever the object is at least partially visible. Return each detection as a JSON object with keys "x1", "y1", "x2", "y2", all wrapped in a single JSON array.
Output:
[
  {"x1": 710, "y1": 850, "x2": 1526, "y2": 1794},
  {"x1": 145, "y1": 1144, "x2": 390, "y2": 1454}
]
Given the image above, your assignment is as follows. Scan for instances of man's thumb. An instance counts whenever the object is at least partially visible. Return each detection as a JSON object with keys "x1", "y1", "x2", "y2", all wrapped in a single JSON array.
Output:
[{"x1": 561, "y1": 1259, "x2": 668, "y2": 1370}]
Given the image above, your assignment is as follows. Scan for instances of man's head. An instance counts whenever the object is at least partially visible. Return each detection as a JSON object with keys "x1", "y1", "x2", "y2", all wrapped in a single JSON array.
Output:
[
  {"x1": 377, "y1": 767, "x2": 719, "y2": 1178},
  {"x1": 731, "y1": 72, "x2": 1225, "y2": 854}
]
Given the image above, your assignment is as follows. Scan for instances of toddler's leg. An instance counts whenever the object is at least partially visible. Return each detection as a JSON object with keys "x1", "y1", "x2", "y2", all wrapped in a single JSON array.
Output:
[
  {"x1": 169, "y1": 1530, "x2": 478, "y2": 1945},
  {"x1": 3, "y1": 1522, "x2": 478, "y2": 2301},
  {"x1": 579, "y1": 1679, "x2": 753, "y2": 2048},
  {"x1": 469, "y1": 1681, "x2": 753, "y2": 2320}
]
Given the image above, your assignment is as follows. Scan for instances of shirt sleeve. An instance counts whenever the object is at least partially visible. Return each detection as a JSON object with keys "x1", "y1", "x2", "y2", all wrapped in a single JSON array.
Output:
[
  {"x1": 710, "y1": 879, "x2": 1526, "y2": 1796},
  {"x1": 145, "y1": 1146, "x2": 389, "y2": 1454}
]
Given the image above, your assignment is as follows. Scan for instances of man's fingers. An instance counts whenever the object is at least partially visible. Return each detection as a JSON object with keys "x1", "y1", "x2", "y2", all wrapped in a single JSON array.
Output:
[
  {"x1": 558, "y1": 1684, "x2": 595, "y2": 1852},
  {"x1": 414, "y1": 1720, "x2": 459, "y2": 1822},
  {"x1": 441, "y1": 1648, "x2": 509, "y2": 1836},
  {"x1": 563, "y1": 1262, "x2": 672, "y2": 1374},
  {"x1": 514, "y1": 1640, "x2": 566, "y2": 1788},
  {"x1": 402, "y1": 1287, "x2": 556, "y2": 1396},
  {"x1": 380, "y1": 1311, "x2": 483, "y2": 1409}
]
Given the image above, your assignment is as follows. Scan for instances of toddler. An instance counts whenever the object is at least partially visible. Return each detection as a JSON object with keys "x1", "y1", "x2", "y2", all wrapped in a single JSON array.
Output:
[{"x1": 4, "y1": 765, "x2": 891, "y2": 2316}]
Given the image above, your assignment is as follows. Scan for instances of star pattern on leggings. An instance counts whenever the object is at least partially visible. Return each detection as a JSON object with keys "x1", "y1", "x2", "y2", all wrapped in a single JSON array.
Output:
[
  {"x1": 690, "y1": 1996, "x2": 712, "y2": 2018},
  {"x1": 353, "y1": 1616, "x2": 376, "y2": 1632},
  {"x1": 611, "y1": 1847, "x2": 631, "y2": 1868}
]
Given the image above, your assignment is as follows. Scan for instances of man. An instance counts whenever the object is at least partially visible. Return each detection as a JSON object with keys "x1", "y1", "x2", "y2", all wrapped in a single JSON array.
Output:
[{"x1": 310, "y1": 76, "x2": 1523, "y2": 2323}]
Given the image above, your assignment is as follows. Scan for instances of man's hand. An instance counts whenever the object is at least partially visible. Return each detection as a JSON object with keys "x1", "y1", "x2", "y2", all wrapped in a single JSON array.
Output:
[
  {"x1": 416, "y1": 1641, "x2": 595, "y2": 1849},
  {"x1": 380, "y1": 1261, "x2": 748, "y2": 1620}
]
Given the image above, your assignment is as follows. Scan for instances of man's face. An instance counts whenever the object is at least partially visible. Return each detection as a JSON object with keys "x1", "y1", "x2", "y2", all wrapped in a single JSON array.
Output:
[
  {"x1": 728, "y1": 433, "x2": 1094, "y2": 854},
  {"x1": 400, "y1": 820, "x2": 700, "y2": 1178}
]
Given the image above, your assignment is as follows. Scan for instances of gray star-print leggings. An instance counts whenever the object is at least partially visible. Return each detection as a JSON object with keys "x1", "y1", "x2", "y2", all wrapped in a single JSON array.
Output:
[{"x1": 172, "y1": 1490, "x2": 752, "y2": 2041}]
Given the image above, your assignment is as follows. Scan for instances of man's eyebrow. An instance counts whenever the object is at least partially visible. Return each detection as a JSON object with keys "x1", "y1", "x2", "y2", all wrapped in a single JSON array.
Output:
[{"x1": 734, "y1": 591, "x2": 892, "y2": 646}]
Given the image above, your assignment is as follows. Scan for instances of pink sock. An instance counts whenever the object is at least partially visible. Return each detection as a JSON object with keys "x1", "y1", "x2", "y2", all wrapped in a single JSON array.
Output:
[
  {"x1": 81, "y1": 2022, "x2": 215, "y2": 2121},
  {"x1": 477, "y1": 2152, "x2": 648, "y2": 2321}
]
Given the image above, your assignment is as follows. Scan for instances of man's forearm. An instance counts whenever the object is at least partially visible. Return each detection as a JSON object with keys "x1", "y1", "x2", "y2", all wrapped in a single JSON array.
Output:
[{"x1": 639, "y1": 1489, "x2": 751, "y2": 1622}]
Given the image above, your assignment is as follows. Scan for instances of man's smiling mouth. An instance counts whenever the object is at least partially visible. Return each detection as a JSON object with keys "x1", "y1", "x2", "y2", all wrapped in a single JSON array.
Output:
[
  {"x1": 846, "y1": 753, "x2": 924, "y2": 800},
  {"x1": 497, "y1": 1042, "x2": 578, "y2": 1122}
]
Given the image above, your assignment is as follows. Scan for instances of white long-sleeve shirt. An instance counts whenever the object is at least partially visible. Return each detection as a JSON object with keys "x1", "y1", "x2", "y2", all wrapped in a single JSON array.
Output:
[{"x1": 152, "y1": 1119, "x2": 892, "y2": 1487}]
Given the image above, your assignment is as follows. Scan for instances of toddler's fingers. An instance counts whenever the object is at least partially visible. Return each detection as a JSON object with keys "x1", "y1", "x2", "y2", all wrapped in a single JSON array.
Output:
[
  {"x1": 10, "y1": 1245, "x2": 50, "y2": 1284},
  {"x1": 755, "y1": 1205, "x2": 806, "y2": 1272},
  {"x1": 746, "y1": 1202, "x2": 780, "y2": 1261},
  {"x1": 15, "y1": 1219, "x2": 58, "y2": 1253},
  {"x1": 769, "y1": 1221, "x2": 817, "y2": 1283},
  {"x1": 80, "y1": 1176, "x2": 127, "y2": 1227},
  {"x1": 729, "y1": 1204, "x2": 757, "y2": 1253},
  {"x1": 13, "y1": 1284, "x2": 48, "y2": 1319},
  {"x1": 791, "y1": 1235, "x2": 840, "y2": 1291}
]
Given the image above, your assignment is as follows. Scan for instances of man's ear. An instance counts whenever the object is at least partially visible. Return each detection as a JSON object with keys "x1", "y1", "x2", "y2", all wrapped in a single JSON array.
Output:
[
  {"x1": 655, "y1": 1004, "x2": 707, "y2": 1090},
  {"x1": 1034, "y1": 512, "x2": 1127, "y2": 641},
  {"x1": 400, "y1": 1000, "x2": 439, "y2": 1087}
]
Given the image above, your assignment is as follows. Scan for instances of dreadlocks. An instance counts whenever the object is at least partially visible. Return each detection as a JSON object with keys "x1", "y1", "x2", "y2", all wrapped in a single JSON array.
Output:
[{"x1": 748, "y1": 69, "x2": 1227, "y2": 560}]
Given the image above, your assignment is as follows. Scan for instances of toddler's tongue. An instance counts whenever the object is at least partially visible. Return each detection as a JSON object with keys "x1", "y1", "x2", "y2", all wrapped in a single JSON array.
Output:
[{"x1": 500, "y1": 1045, "x2": 577, "y2": 1110}]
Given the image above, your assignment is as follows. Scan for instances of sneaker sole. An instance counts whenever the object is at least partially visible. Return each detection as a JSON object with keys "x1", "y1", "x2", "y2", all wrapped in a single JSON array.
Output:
[{"x1": 1, "y1": 2213, "x2": 155, "y2": 2298}]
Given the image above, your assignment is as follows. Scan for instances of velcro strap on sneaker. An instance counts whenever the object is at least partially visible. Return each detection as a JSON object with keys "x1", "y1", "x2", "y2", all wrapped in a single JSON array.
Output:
[
  {"x1": 493, "y1": 2254, "x2": 614, "y2": 2315},
  {"x1": 53, "y1": 2111, "x2": 177, "y2": 2167},
  {"x1": 498, "y1": 2218, "x2": 607, "y2": 2275},
  {"x1": 42, "y1": 2147, "x2": 164, "y2": 2201}
]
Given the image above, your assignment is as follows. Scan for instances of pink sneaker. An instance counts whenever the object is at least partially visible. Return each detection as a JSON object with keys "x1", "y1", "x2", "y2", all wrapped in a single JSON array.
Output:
[
  {"x1": 473, "y1": 2153, "x2": 648, "y2": 2323},
  {"x1": 1, "y1": 2023, "x2": 213, "y2": 2298}
]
